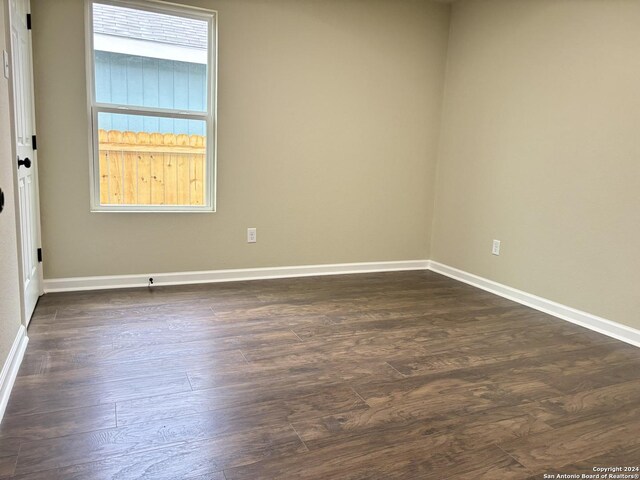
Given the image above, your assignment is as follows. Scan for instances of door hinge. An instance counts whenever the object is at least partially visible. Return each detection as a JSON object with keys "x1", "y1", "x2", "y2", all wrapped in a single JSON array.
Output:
[
  {"x1": 26, "y1": 13, "x2": 31, "y2": 30},
  {"x1": 37, "y1": 248, "x2": 42, "y2": 263},
  {"x1": 32, "y1": 135, "x2": 37, "y2": 150}
]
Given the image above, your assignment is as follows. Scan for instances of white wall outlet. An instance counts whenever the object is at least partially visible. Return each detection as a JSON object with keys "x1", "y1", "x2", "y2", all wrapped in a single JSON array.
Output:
[
  {"x1": 492, "y1": 239, "x2": 501, "y2": 256},
  {"x1": 247, "y1": 227, "x2": 257, "y2": 243},
  {"x1": 3, "y1": 51, "x2": 9, "y2": 79}
]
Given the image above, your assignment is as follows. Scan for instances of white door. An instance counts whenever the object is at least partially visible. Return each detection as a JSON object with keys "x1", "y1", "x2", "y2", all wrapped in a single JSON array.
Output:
[{"x1": 9, "y1": 0, "x2": 42, "y2": 324}]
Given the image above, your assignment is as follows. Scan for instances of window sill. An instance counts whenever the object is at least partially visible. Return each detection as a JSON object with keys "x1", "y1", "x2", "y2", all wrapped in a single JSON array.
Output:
[{"x1": 90, "y1": 206, "x2": 216, "y2": 213}]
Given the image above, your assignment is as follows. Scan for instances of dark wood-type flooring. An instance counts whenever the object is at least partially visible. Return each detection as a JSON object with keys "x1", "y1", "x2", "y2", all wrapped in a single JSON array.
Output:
[{"x1": 1, "y1": 271, "x2": 639, "y2": 479}]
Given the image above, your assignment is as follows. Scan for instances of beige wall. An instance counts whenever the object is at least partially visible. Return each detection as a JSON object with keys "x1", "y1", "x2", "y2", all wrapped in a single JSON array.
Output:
[
  {"x1": 0, "y1": 0, "x2": 23, "y2": 370},
  {"x1": 432, "y1": 0, "x2": 640, "y2": 330},
  {"x1": 31, "y1": 0, "x2": 450, "y2": 278}
]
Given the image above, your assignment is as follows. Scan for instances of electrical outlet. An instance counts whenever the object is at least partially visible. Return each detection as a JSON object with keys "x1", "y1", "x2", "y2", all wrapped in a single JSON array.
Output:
[
  {"x1": 247, "y1": 227, "x2": 257, "y2": 243},
  {"x1": 492, "y1": 239, "x2": 501, "y2": 256}
]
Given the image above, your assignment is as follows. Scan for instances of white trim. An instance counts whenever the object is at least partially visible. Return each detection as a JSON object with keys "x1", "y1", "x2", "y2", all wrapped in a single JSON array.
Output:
[
  {"x1": 0, "y1": 326, "x2": 29, "y2": 422},
  {"x1": 43, "y1": 260, "x2": 430, "y2": 293},
  {"x1": 428, "y1": 261, "x2": 640, "y2": 349}
]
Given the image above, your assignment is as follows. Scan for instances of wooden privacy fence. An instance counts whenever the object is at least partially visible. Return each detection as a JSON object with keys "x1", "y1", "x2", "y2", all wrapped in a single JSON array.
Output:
[{"x1": 98, "y1": 129, "x2": 206, "y2": 206}]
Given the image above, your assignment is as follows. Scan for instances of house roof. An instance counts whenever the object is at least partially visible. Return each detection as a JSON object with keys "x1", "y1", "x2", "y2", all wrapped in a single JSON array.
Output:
[{"x1": 93, "y1": 3, "x2": 208, "y2": 50}]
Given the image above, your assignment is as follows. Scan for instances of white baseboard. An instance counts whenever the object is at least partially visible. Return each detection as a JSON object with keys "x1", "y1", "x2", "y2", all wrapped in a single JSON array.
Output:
[
  {"x1": 428, "y1": 261, "x2": 640, "y2": 349},
  {"x1": 43, "y1": 260, "x2": 431, "y2": 293},
  {"x1": 41, "y1": 258, "x2": 639, "y2": 349},
  {"x1": 0, "y1": 325, "x2": 29, "y2": 422}
]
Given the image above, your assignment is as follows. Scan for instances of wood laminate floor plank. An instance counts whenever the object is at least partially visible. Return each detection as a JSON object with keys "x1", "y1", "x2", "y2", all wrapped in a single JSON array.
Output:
[
  {"x1": 115, "y1": 383, "x2": 366, "y2": 426},
  {"x1": 0, "y1": 404, "x2": 116, "y2": 457},
  {"x1": 499, "y1": 404, "x2": 640, "y2": 471},
  {"x1": 5, "y1": 372, "x2": 192, "y2": 417},
  {"x1": 186, "y1": 358, "x2": 402, "y2": 392},
  {"x1": 13, "y1": 423, "x2": 303, "y2": 479},
  {"x1": 0, "y1": 456, "x2": 16, "y2": 479}
]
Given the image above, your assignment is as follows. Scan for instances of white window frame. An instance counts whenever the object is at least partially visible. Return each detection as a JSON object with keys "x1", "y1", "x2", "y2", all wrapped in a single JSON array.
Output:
[{"x1": 85, "y1": 0, "x2": 217, "y2": 212}]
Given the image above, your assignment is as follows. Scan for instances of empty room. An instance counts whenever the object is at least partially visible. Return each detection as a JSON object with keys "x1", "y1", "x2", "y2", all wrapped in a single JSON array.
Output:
[{"x1": 0, "y1": 0, "x2": 639, "y2": 478}]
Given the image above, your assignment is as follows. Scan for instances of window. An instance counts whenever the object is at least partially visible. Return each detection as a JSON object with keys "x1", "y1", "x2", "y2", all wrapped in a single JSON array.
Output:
[{"x1": 86, "y1": 0, "x2": 216, "y2": 211}]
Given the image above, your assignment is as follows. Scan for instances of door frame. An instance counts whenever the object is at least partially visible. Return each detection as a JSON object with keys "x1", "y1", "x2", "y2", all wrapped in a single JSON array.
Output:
[{"x1": 4, "y1": 0, "x2": 43, "y2": 327}]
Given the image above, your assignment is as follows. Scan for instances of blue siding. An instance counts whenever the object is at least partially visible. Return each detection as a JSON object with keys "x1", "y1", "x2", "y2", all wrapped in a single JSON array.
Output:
[
  {"x1": 173, "y1": 62, "x2": 189, "y2": 134},
  {"x1": 95, "y1": 51, "x2": 207, "y2": 135},
  {"x1": 142, "y1": 57, "x2": 160, "y2": 132}
]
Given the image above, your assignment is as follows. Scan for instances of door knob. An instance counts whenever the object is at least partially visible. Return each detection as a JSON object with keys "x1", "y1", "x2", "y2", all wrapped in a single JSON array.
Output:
[{"x1": 17, "y1": 157, "x2": 31, "y2": 168}]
